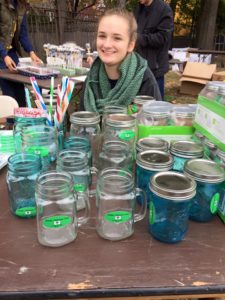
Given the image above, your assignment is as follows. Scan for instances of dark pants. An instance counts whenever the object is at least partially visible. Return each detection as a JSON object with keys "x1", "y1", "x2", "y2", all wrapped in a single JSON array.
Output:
[
  {"x1": 156, "y1": 76, "x2": 164, "y2": 101},
  {"x1": 0, "y1": 49, "x2": 26, "y2": 107}
]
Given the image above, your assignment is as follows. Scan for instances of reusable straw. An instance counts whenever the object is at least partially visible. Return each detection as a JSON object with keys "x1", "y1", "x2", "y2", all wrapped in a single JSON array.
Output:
[
  {"x1": 25, "y1": 87, "x2": 32, "y2": 108},
  {"x1": 49, "y1": 76, "x2": 54, "y2": 121}
]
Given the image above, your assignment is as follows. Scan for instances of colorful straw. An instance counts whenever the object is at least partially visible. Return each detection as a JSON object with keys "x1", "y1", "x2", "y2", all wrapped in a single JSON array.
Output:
[
  {"x1": 49, "y1": 76, "x2": 54, "y2": 121},
  {"x1": 25, "y1": 87, "x2": 32, "y2": 108}
]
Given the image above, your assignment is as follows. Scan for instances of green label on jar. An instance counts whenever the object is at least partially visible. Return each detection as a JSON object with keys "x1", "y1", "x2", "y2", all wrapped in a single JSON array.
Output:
[
  {"x1": 210, "y1": 193, "x2": 220, "y2": 214},
  {"x1": 104, "y1": 211, "x2": 132, "y2": 223},
  {"x1": 74, "y1": 184, "x2": 86, "y2": 192},
  {"x1": 16, "y1": 207, "x2": 36, "y2": 217},
  {"x1": 42, "y1": 215, "x2": 72, "y2": 229},
  {"x1": 118, "y1": 130, "x2": 135, "y2": 141},
  {"x1": 131, "y1": 104, "x2": 138, "y2": 113},
  {"x1": 149, "y1": 202, "x2": 155, "y2": 224},
  {"x1": 26, "y1": 146, "x2": 49, "y2": 157}
]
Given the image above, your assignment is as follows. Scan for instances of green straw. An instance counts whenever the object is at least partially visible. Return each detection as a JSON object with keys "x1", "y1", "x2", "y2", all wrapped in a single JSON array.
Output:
[{"x1": 25, "y1": 87, "x2": 32, "y2": 108}]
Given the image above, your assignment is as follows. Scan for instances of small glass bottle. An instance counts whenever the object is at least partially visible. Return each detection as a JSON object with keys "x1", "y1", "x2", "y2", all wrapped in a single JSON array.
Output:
[
  {"x1": 170, "y1": 140, "x2": 204, "y2": 171},
  {"x1": 7, "y1": 153, "x2": 42, "y2": 218},
  {"x1": 70, "y1": 111, "x2": 101, "y2": 167},
  {"x1": 35, "y1": 171, "x2": 89, "y2": 247},
  {"x1": 21, "y1": 125, "x2": 57, "y2": 171},
  {"x1": 136, "y1": 137, "x2": 169, "y2": 153},
  {"x1": 56, "y1": 149, "x2": 91, "y2": 212},
  {"x1": 14, "y1": 116, "x2": 46, "y2": 152},
  {"x1": 184, "y1": 159, "x2": 225, "y2": 222},
  {"x1": 136, "y1": 150, "x2": 173, "y2": 207},
  {"x1": 97, "y1": 140, "x2": 133, "y2": 172},
  {"x1": 103, "y1": 114, "x2": 137, "y2": 154}
]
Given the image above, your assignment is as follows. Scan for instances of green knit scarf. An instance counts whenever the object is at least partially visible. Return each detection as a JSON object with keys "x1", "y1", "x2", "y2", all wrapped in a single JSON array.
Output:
[{"x1": 84, "y1": 52, "x2": 147, "y2": 114}]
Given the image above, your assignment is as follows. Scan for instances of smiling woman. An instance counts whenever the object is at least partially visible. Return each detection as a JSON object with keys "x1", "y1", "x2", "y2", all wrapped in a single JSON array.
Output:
[{"x1": 79, "y1": 8, "x2": 161, "y2": 114}]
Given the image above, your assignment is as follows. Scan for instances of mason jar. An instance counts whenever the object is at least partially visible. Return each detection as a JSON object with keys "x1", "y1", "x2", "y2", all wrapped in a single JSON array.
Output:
[
  {"x1": 137, "y1": 106, "x2": 171, "y2": 126},
  {"x1": 136, "y1": 150, "x2": 173, "y2": 207},
  {"x1": 170, "y1": 105, "x2": 195, "y2": 126},
  {"x1": 56, "y1": 149, "x2": 91, "y2": 212},
  {"x1": 102, "y1": 105, "x2": 127, "y2": 129},
  {"x1": 203, "y1": 139, "x2": 218, "y2": 160},
  {"x1": 184, "y1": 159, "x2": 225, "y2": 222},
  {"x1": 170, "y1": 140, "x2": 204, "y2": 171},
  {"x1": 103, "y1": 114, "x2": 137, "y2": 154},
  {"x1": 129, "y1": 95, "x2": 156, "y2": 115},
  {"x1": 199, "y1": 81, "x2": 220, "y2": 101},
  {"x1": 149, "y1": 171, "x2": 196, "y2": 243},
  {"x1": 7, "y1": 153, "x2": 42, "y2": 218},
  {"x1": 97, "y1": 140, "x2": 133, "y2": 173},
  {"x1": 14, "y1": 116, "x2": 46, "y2": 152},
  {"x1": 35, "y1": 171, "x2": 89, "y2": 247},
  {"x1": 70, "y1": 111, "x2": 101, "y2": 167},
  {"x1": 136, "y1": 137, "x2": 169, "y2": 153},
  {"x1": 21, "y1": 125, "x2": 57, "y2": 171}
]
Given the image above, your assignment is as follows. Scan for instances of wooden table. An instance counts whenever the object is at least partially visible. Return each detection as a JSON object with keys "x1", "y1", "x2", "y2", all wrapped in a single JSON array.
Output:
[{"x1": 1, "y1": 167, "x2": 225, "y2": 299}]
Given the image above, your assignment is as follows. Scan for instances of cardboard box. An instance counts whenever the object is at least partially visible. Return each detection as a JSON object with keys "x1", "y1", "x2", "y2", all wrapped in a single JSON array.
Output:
[
  {"x1": 180, "y1": 62, "x2": 217, "y2": 96},
  {"x1": 212, "y1": 71, "x2": 225, "y2": 81}
]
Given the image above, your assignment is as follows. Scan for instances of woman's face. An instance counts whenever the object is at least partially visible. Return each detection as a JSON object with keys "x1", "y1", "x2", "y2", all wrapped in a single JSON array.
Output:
[{"x1": 96, "y1": 15, "x2": 135, "y2": 68}]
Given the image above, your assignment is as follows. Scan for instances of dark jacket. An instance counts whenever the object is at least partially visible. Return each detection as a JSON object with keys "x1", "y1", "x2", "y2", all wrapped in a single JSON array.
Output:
[
  {"x1": 134, "y1": 0, "x2": 174, "y2": 78},
  {"x1": 0, "y1": 0, "x2": 33, "y2": 61},
  {"x1": 79, "y1": 66, "x2": 161, "y2": 111}
]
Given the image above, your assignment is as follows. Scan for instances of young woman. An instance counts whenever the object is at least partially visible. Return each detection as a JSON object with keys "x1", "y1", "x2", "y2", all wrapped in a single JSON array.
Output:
[
  {"x1": 0, "y1": 0, "x2": 42, "y2": 106},
  {"x1": 80, "y1": 8, "x2": 161, "y2": 114}
]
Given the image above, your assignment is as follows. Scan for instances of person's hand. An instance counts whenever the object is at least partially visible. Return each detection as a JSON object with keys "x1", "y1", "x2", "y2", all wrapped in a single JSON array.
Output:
[
  {"x1": 4, "y1": 56, "x2": 17, "y2": 71},
  {"x1": 30, "y1": 51, "x2": 43, "y2": 64}
]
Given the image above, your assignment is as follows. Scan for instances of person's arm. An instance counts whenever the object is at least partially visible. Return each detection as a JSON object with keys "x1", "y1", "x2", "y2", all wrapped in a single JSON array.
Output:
[
  {"x1": 19, "y1": 15, "x2": 42, "y2": 63},
  {"x1": 137, "y1": 6, "x2": 174, "y2": 49},
  {"x1": 0, "y1": 42, "x2": 17, "y2": 71}
]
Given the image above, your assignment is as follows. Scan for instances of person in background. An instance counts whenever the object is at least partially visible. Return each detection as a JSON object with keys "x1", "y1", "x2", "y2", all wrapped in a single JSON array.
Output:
[
  {"x1": 134, "y1": 0, "x2": 174, "y2": 100},
  {"x1": 0, "y1": 0, "x2": 42, "y2": 107},
  {"x1": 80, "y1": 8, "x2": 161, "y2": 114}
]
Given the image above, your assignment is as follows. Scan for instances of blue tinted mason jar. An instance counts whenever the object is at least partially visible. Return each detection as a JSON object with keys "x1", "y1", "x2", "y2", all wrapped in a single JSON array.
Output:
[
  {"x1": 136, "y1": 150, "x2": 173, "y2": 207},
  {"x1": 14, "y1": 116, "x2": 46, "y2": 152},
  {"x1": 136, "y1": 137, "x2": 169, "y2": 153},
  {"x1": 7, "y1": 153, "x2": 42, "y2": 218},
  {"x1": 21, "y1": 125, "x2": 57, "y2": 171},
  {"x1": 56, "y1": 149, "x2": 91, "y2": 212},
  {"x1": 170, "y1": 140, "x2": 204, "y2": 171},
  {"x1": 149, "y1": 171, "x2": 196, "y2": 243},
  {"x1": 184, "y1": 159, "x2": 225, "y2": 222},
  {"x1": 63, "y1": 136, "x2": 92, "y2": 167}
]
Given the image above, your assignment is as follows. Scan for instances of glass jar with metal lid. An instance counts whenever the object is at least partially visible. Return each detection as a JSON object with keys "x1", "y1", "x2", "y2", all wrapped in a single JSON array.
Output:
[
  {"x1": 137, "y1": 104, "x2": 171, "y2": 126},
  {"x1": 184, "y1": 158, "x2": 225, "y2": 222},
  {"x1": 136, "y1": 137, "x2": 169, "y2": 153},
  {"x1": 170, "y1": 140, "x2": 204, "y2": 171},
  {"x1": 199, "y1": 81, "x2": 220, "y2": 101},
  {"x1": 136, "y1": 150, "x2": 173, "y2": 207},
  {"x1": 129, "y1": 95, "x2": 156, "y2": 115},
  {"x1": 21, "y1": 125, "x2": 57, "y2": 171},
  {"x1": 203, "y1": 139, "x2": 217, "y2": 160},
  {"x1": 103, "y1": 114, "x2": 137, "y2": 153},
  {"x1": 70, "y1": 111, "x2": 101, "y2": 167},
  {"x1": 170, "y1": 105, "x2": 196, "y2": 126},
  {"x1": 102, "y1": 105, "x2": 127, "y2": 130},
  {"x1": 148, "y1": 171, "x2": 196, "y2": 243}
]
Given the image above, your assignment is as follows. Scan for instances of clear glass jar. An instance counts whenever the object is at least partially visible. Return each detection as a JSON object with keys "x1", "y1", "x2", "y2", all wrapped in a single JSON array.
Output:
[
  {"x1": 96, "y1": 168, "x2": 147, "y2": 241},
  {"x1": 136, "y1": 137, "x2": 169, "y2": 153},
  {"x1": 63, "y1": 136, "x2": 92, "y2": 167},
  {"x1": 170, "y1": 140, "x2": 204, "y2": 171},
  {"x1": 184, "y1": 159, "x2": 225, "y2": 222},
  {"x1": 21, "y1": 125, "x2": 57, "y2": 171},
  {"x1": 136, "y1": 150, "x2": 173, "y2": 207},
  {"x1": 203, "y1": 139, "x2": 217, "y2": 160},
  {"x1": 97, "y1": 140, "x2": 133, "y2": 172},
  {"x1": 14, "y1": 116, "x2": 46, "y2": 152},
  {"x1": 129, "y1": 95, "x2": 156, "y2": 115},
  {"x1": 149, "y1": 171, "x2": 196, "y2": 243},
  {"x1": 56, "y1": 149, "x2": 91, "y2": 212},
  {"x1": 102, "y1": 105, "x2": 127, "y2": 129},
  {"x1": 138, "y1": 105, "x2": 171, "y2": 126},
  {"x1": 7, "y1": 153, "x2": 42, "y2": 218},
  {"x1": 217, "y1": 86, "x2": 225, "y2": 106},
  {"x1": 170, "y1": 105, "x2": 196, "y2": 126},
  {"x1": 199, "y1": 81, "x2": 220, "y2": 101},
  {"x1": 70, "y1": 111, "x2": 101, "y2": 167},
  {"x1": 103, "y1": 114, "x2": 137, "y2": 154},
  {"x1": 35, "y1": 171, "x2": 89, "y2": 247}
]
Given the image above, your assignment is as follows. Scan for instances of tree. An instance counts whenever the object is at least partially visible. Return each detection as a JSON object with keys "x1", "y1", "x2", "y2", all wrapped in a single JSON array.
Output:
[{"x1": 195, "y1": 0, "x2": 220, "y2": 49}]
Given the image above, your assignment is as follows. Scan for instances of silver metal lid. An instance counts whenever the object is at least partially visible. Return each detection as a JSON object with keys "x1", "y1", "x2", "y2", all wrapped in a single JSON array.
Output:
[
  {"x1": 70, "y1": 111, "x2": 100, "y2": 125},
  {"x1": 149, "y1": 171, "x2": 196, "y2": 201},
  {"x1": 133, "y1": 95, "x2": 155, "y2": 105},
  {"x1": 136, "y1": 137, "x2": 169, "y2": 152},
  {"x1": 105, "y1": 114, "x2": 136, "y2": 128},
  {"x1": 137, "y1": 150, "x2": 173, "y2": 171},
  {"x1": 184, "y1": 159, "x2": 225, "y2": 183},
  {"x1": 170, "y1": 140, "x2": 204, "y2": 158}
]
